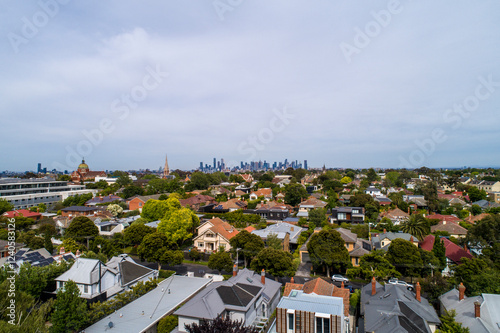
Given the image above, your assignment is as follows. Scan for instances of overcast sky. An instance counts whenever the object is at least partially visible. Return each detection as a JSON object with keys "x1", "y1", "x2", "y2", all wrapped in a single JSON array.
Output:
[{"x1": 1, "y1": 1, "x2": 499, "y2": 172}]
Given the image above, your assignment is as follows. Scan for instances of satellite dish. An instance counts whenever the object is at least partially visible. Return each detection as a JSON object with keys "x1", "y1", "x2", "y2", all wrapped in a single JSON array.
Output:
[{"x1": 108, "y1": 321, "x2": 114, "y2": 328}]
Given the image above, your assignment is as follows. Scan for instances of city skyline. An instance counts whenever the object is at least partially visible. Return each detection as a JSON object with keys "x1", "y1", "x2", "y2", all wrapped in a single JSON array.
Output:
[{"x1": 1, "y1": 2, "x2": 499, "y2": 171}]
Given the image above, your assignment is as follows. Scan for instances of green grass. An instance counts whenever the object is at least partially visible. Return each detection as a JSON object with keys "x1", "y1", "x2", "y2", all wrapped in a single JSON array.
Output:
[{"x1": 183, "y1": 260, "x2": 209, "y2": 266}]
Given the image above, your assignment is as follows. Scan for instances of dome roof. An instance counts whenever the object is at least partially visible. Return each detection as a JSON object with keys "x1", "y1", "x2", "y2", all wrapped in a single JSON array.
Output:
[{"x1": 78, "y1": 159, "x2": 89, "y2": 170}]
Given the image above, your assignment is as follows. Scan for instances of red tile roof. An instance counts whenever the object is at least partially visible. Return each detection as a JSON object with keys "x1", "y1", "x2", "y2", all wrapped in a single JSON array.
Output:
[
  {"x1": 206, "y1": 217, "x2": 239, "y2": 241},
  {"x1": 244, "y1": 226, "x2": 256, "y2": 233},
  {"x1": 250, "y1": 188, "x2": 273, "y2": 198},
  {"x1": 426, "y1": 214, "x2": 462, "y2": 223},
  {"x1": 2, "y1": 209, "x2": 41, "y2": 219},
  {"x1": 431, "y1": 221, "x2": 468, "y2": 236},
  {"x1": 180, "y1": 194, "x2": 216, "y2": 207},
  {"x1": 420, "y1": 235, "x2": 473, "y2": 264}
]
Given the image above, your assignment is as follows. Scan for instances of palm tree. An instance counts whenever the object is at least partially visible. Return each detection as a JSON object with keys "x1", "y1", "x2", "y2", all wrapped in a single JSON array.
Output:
[{"x1": 400, "y1": 214, "x2": 430, "y2": 241}]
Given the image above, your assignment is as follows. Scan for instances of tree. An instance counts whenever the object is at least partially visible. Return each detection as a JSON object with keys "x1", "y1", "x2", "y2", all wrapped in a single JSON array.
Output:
[
  {"x1": 308, "y1": 208, "x2": 326, "y2": 228},
  {"x1": 137, "y1": 232, "x2": 176, "y2": 270},
  {"x1": 466, "y1": 214, "x2": 499, "y2": 247},
  {"x1": 250, "y1": 248, "x2": 296, "y2": 278},
  {"x1": 65, "y1": 216, "x2": 99, "y2": 240},
  {"x1": 121, "y1": 185, "x2": 144, "y2": 199},
  {"x1": 453, "y1": 257, "x2": 500, "y2": 295},
  {"x1": 124, "y1": 223, "x2": 155, "y2": 246},
  {"x1": 160, "y1": 250, "x2": 184, "y2": 267},
  {"x1": 44, "y1": 233, "x2": 54, "y2": 254},
  {"x1": 470, "y1": 204, "x2": 482, "y2": 216},
  {"x1": 266, "y1": 233, "x2": 282, "y2": 250},
  {"x1": 400, "y1": 214, "x2": 430, "y2": 241},
  {"x1": 307, "y1": 230, "x2": 350, "y2": 277},
  {"x1": 366, "y1": 168, "x2": 379, "y2": 182},
  {"x1": 208, "y1": 250, "x2": 233, "y2": 273},
  {"x1": 416, "y1": 181, "x2": 438, "y2": 212},
  {"x1": 106, "y1": 203, "x2": 123, "y2": 217},
  {"x1": 57, "y1": 238, "x2": 85, "y2": 254},
  {"x1": 349, "y1": 193, "x2": 376, "y2": 208},
  {"x1": 340, "y1": 176, "x2": 352, "y2": 184},
  {"x1": 467, "y1": 186, "x2": 487, "y2": 203},
  {"x1": 346, "y1": 250, "x2": 400, "y2": 281},
  {"x1": 229, "y1": 230, "x2": 265, "y2": 267},
  {"x1": 437, "y1": 310, "x2": 470, "y2": 333},
  {"x1": 386, "y1": 239, "x2": 423, "y2": 278},
  {"x1": 158, "y1": 315, "x2": 178, "y2": 333},
  {"x1": 158, "y1": 206, "x2": 200, "y2": 245},
  {"x1": 50, "y1": 280, "x2": 88, "y2": 333},
  {"x1": 284, "y1": 183, "x2": 308, "y2": 206},
  {"x1": 185, "y1": 316, "x2": 259, "y2": 333},
  {"x1": 188, "y1": 247, "x2": 202, "y2": 261},
  {"x1": 432, "y1": 236, "x2": 447, "y2": 269}
]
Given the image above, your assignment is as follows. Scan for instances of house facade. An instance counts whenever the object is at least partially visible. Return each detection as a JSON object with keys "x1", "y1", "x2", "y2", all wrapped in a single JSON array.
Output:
[
  {"x1": 193, "y1": 217, "x2": 239, "y2": 252},
  {"x1": 329, "y1": 207, "x2": 365, "y2": 224}
]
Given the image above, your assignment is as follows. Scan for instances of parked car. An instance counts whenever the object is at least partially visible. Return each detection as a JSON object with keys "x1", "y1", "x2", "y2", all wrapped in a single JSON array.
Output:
[
  {"x1": 331, "y1": 274, "x2": 349, "y2": 283},
  {"x1": 344, "y1": 285, "x2": 355, "y2": 293},
  {"x1": 388, "y1": 278, "x2": 414, "y2": 291}
]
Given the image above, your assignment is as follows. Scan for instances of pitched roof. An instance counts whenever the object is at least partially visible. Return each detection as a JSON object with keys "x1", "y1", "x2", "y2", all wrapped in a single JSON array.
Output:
[
  {"x1": 427, "y1": 214, "x2": 462, "y2": 223},
  {"x1": 251, "y1": 222, "x2": 305, "y2": 243},
  {"x1": 299, "y1": 197, "x2": 327, "y2": 208},
  {"x1": 383, "y1": 208, "x2": 409, "y2": 219},
  {"x1": 420, "y1": 235, "x2": 473, "y2": 264},
  {"x1": 465, "y1": 213, "x2": 490, "y2": 224},
  {"x1": 61, "y1": 206, "x2": 99, "y2": 212},
  {"x1": 277, "y1": 291, "x2": 344, "y2": 317},
  {"x1": 2, "y1": 209, "x2": 42, "y2": 219},
  {"x1": 126, "y1": 194, "x2": 163, "y2": 202},
  {"x1": 431, "y1": 221, "x2": 468, "y2": 236},
  {"x1": 335, "y1": 227, "x2": 358, "y2": 244},
  {"x1": 196, "y1": 217, "x2": 239, "y2": 242},
  {"x1": 283, "y1": 278, "x2": 350, "y2": 316},
  {"x1": 250, "y1": 188, "x2": 273, "y2": 198},
  {"x1": 180, "y1": 194, "x2": 216, "y2": 207},
  {"x1": 244, "y1": 226, "x2": 256, "y2": 233}
]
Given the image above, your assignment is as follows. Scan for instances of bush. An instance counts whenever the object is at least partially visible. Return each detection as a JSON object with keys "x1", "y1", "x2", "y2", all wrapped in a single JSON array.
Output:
[
  {"x1": 157, "y1": 315, "x2": 178, "y2": 333},
  {"x1": 159, "y1": 270, "x2": 175, "y2": 279}
]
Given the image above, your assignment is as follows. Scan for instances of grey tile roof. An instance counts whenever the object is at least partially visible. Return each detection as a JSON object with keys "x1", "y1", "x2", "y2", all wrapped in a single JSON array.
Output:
[
  {"x1": 252, "y1": 222, "x2": 305, "y2": 243},
  {"x1": 361, "y1": 282, "x2": 440, "y2": 333},
  {"x1": 439, "y1": 289, "x2": 500, "y2": 333},
  {"x1": 174, "y1": 269, "x2": 281, "y2": 320}
]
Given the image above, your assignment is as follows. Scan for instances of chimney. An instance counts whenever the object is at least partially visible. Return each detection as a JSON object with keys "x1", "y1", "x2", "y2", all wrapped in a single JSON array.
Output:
[
  {"x1": 459, "y1": 283, "x2": 465, "y2": 301},
  {"x1": 463, "y1": 244, "x2": 468, "y2": 251},
  {"x1": 291, "y1": 227, "x2": 294, "y2": 231},
  {"x1": 383, "y1": 228, "x2": 387, "y2": 234},
  {"x1": 233, "y1": 264, "x2": 237, "y2": 277},
  {"x1": 261, "y1": 269, "x2": 265, "y2": 285},
  {"x1": 76, "y1": 249, "x2": 80, "y2": 257},
  {"x1": 408, "y1": 207, "x2": 410, "y2": 214},
  {"x1": 371, "y1": 277, "x2": 376, "y2": 296},
  {"x1": 341, "y1": 281, "x2": 344, "y2": 289},
  {"x1": 59, "y1": 247, "x2": 65, "y2": 255},
  {"x1": 474, "y1": 300, "x2": 481, "y2": 318},
  {"x1": 416, "y1": 282, "x2": 421, "y2": 302},
  {"x1": 291, "y1": 277, "x2": 294, "y2": 283}
]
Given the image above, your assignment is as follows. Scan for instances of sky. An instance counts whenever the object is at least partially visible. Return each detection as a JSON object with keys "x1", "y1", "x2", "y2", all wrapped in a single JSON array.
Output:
[{"x1": 1, "y1": 0, "x2": 499, "y2": 172}]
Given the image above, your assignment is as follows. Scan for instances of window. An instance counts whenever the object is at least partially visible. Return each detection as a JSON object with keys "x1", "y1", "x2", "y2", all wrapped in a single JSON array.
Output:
[
  {"x1": 316, "y1": 317, "x2": 330, "y2": 333},
  {"x1": 352, "y1": 209, "x2": 359, "y2": 214},
  {"x1": 198, "y1": 242, "x2": 204, "y2": 247},
  {"x1": 84, "y1": 285, "x2": 89, "y2": 293},
  {"x1": 288, "y1": 313, "x2": 294, "y2": 332},
  {"x1": 338, "y1": 213, "x2": 346, "y2": 220}
]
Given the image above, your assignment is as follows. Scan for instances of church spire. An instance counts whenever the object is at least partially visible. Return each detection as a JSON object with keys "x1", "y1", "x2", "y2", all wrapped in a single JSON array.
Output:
[{"x1": 163, "y1": 154, "x2": 170, "y2": 178}]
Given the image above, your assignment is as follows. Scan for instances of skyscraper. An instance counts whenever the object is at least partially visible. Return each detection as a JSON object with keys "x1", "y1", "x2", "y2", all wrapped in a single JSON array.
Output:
[
  {"x1": 304, "y1": 160, "x2": 308, "y2": 170},
  {"x1": 213, "y1": 158, "x2": 216, "y2": 169},
  {"x1": 37, "y1": 163, "x2": 42, "y2": 173}
]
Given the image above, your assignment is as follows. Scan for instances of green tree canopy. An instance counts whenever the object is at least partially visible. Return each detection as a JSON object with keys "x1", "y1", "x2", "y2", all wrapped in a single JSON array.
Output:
[
  {"x1": 307, "y1": 229, "x2": 350, "y2": 277},
  {"x1": 250, "y1": 248, "x2": 296, "y2": 278},
  {"x1": 308, "y1": 208, "x2": 326, "y2": 228},
  {"x1": 208, "y1": 250, "x2": 233, "y2": 273},
  {"x1": 432, "y1": 236, "x2": 447, "y2": 269},
  {"x1": 284, "y1": 183, "x2": 308, "y2": 206},
  {"x1": 346, "y1": 250, "x2": 400, "y2": 281},
  {"x1": 124, "y1": 223, "x2": 156, "y2": 246},
  {"x1": 400, "y1": 214, "x2": 430, "y2": 241},
  {"x1": 229, "y1": 230, "x2": 265, "y2": 267},
  {"x1": 65, "y1": 216, "x2": 99, "y2": 240},
  {"x1": 386, "y1": 238, "x2": 423, "y2": 278},
  {"x1": 0, "y1": 198, "x2": 14, "y2": 215},
  {"x1": 157, "y1": 201, "x2": 200, "y2": 245},
  {"x1": 266, "y1": 233, "x2": 283, "y2": 250},
  {"x1": 137, "y1": 232, "x2": 177, "y2": 270},
  {"x1": 50, "y1": 280, "x2": 88, "y2": 333}
]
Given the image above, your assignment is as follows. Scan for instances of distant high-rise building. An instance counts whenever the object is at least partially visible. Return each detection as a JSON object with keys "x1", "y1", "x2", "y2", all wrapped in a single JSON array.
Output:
[
  {"x1": 213, "y1": 158, "x2": 216, "y2": 169},
  {"x1": 200, "y1": 162, "x2": 203, "y2": 170},
  {"x1": 37, "y1": 163, "x2": 42, "y2": 173},
  {"x1": 304, "y1": 160, "x2": 308, "y2": 170}
]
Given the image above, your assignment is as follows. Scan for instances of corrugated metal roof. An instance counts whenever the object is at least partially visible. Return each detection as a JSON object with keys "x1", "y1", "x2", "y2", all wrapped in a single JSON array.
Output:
[{"x1": 277, "y1": 291, "x2": 343, "y2": 316}]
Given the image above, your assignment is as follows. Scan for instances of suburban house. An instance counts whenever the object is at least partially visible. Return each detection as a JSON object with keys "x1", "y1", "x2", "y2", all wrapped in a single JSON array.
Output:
[
  {"x1": 379, "y1": 208, "x2": 409, "y2": 225},
  {"x1": 85, "y1": 194, "x2": 124, "y2": 206},
  {"x1": 249, "y1": 188, "x2": 273, "y2": 201},
  {"x1": 360, "y1": 278, "x2": 440, "y2": 333},
  {"x1": 371, "y1": 231, "x2": 418, "y2": 251},
  {"x1": 430, "y1": 221, "x2": 468, "y2": 238},
  {"x1": 211, "y1": 198, "x2": 248, "y2": 212},
  {"x1": 273, "y1": 290, "x2": 347, "y2": 333},
  {"x1": 374, "y1": 196, "x2": 392, "y2": 206},
  {"x1": 126, "y1": 194, "x2": 163, "y2": 212},
  {"x1": 335, "y1": 228, "x2": 371, "y2": 267},
  {"x1": 365, "y1": 186, "x2": 382, "y2": 197},
  {"x1": 419, "y1": 235, "x2": 473, "y2": 276},
  {"x1": 468, "y1": 180, "x2": 500, "y2": 192},
  {"x1": 2, "y1": 209, "x2": 42, "y2": 221},
  {"x1": 403, "y1": 195, "x2": 428, "y2": 208},
  {"x1": 472, "y1": 199, "x2": 500, "y2": 210},
  {"x1": 251, "y1": 222, "x2": 305, "y2": 252},
  {"x1": 174, "y1": 268, "x2": 281, "y2": 332},
  {"x1": 0, "y1": 240, "x2": 24, "y2": 259},
  {"x1": 439, "y1": 283, "x2": 500, "y2": 333},
  {"x1": 426, "y1": 214, "x2": 462, "y2": 224},
  {"x1": 329, "y1": 207, "x2": 365, "y2": 224},
  {"x1": 245, "y1": 202, "x2": 291, "y2": 221},
  {"x1": 465, "y1": 213, "x2": 490, "y2": 224},
  {"x1": 193, "y1": 217, "x2": 239, "y2": 252},
  {"x1": 0, "y1": 247, "x2": 54, "y2": 272},
  {"x1": 60, "y1": 206, "x2": 102, "y2": 217},
  {"x1": 180, "y1": 194, "x2": 217, "y2": 211},
  {"x1": 283, "y1": 277, "x2": 350, "y2": 317},
  {"x1": 55, "y1": 255, "x2": 157, "y2": 302},
  {"x1": 240, "y1": 174, "x2": 254, "y2": 183},
  {"x1": 297, "y1": 197, "x2": 327, "y2": 218}
]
